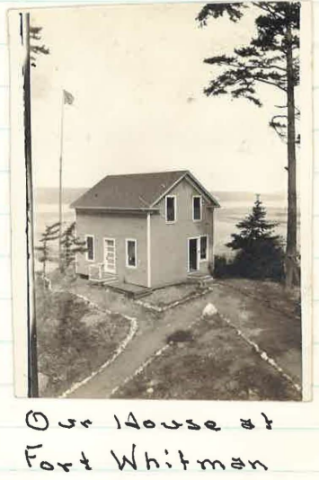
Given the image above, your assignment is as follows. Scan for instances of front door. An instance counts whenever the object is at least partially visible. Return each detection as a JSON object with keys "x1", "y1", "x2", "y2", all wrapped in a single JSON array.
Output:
[
  {"x1": 188, "y1": 238, "x2": 198, "y2": 272},
  {"x1": 104, "y1": 238, "x2": 116, "y2": 273}
]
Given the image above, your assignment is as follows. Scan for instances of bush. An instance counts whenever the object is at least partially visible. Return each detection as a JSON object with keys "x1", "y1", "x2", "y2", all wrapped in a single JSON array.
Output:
[
  {"x1": 213, "y1": 255, "x2": 232, "y2": 279},
  {"x1": 167, "y1": 330, "x2": 193, "y2": 344}
]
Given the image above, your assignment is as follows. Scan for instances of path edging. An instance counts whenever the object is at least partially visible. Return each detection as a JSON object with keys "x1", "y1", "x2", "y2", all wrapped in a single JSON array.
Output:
[{"x1": 44, "y1": 286, "x2": 138, "y2": 399}]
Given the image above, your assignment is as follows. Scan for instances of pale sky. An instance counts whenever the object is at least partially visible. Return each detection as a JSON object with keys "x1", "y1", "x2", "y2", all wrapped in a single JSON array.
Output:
[{"x1": 30, "y1": 3, "x2": 294, "y2": 193}]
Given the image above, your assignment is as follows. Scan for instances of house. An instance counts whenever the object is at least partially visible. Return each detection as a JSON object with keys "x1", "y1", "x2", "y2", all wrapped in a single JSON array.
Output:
[{"x1": 71, "y1": 170, "x2": 220, "y2": 289}]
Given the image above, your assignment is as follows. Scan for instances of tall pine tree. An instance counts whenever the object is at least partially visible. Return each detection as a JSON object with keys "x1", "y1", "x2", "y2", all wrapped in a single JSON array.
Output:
[
  {"x1": 196, "y1": 2, "x2": 300, "y2": 287},
  {"x1": 227, "y1": 196, "x2": 285, "y2": 280}
]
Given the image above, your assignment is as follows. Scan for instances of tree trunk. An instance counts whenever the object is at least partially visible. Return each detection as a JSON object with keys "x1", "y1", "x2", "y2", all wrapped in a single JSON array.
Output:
[{"x1": 285, "y1": 15, "x2": 299, "y2": 288}]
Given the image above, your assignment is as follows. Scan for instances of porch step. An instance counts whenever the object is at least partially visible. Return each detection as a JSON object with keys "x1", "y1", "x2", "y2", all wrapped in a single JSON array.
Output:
[
  {"x1": 187, "y1": 273, "x2": 214, "y2": 285},
  {"x1": 106, "y1": 282, "x2": 152, "y2": 299},
  {"x1": 102, "y1": 274, "x2": 119, "y2": 285}
]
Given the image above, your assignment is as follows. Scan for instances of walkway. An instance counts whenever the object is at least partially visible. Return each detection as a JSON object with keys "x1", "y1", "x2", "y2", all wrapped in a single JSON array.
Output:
[
  {"x1": 67, "y1": 283, "x2": 212, "y2": 398},
  {"x1": 66, "y1": 279, "x2": 302, "y2": 398}
]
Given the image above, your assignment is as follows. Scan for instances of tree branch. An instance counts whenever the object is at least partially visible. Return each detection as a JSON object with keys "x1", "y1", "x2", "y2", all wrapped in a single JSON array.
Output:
[{"x1": 254, "y1": 77, "x2": 287, "y2": 92}]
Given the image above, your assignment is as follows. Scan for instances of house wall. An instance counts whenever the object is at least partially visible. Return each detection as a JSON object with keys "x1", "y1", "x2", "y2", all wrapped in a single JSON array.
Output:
[
  {"x1": 150, "y1": 178, "x2": 215, "y2": 288},
  {"x1": 75, "y1": 210, "x2": 148, "y2": 287}
]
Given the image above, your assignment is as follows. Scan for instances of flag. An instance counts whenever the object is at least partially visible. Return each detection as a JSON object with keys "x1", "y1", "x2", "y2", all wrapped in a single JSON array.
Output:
[{"x1": 63, "y1": 89, "x2": 74, "y2": 105}]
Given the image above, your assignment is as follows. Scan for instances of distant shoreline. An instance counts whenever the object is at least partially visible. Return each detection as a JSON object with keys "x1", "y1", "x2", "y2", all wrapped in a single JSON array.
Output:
[{"x1": 35, "y1": 187, "x2": 287, "y2": 207}]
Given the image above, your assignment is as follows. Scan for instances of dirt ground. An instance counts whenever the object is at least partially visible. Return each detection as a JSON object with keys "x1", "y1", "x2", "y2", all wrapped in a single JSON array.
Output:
[{"x1": 63, "y1": 277, "x2": 301, "y2": 400}]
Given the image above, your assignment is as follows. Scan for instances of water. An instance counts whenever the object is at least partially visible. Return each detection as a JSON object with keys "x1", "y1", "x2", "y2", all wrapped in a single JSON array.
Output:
[{"x1": 33, "y1": 199, "x2": 292, "y2": 262}]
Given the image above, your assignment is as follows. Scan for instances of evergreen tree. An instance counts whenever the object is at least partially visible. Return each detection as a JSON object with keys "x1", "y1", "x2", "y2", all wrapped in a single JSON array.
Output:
[
  {"x1": 196, "y1": 2, "x2": 300, "y2": 287},
  {"x1": 35, "y1": 222, "x2": 60, "y2": 278},
  {"x1": 60, "y1": 222, "x2": 87, "y2": 272},
  {"x1": 227, "y1": 196, "x2": 285, "y2": 280}
]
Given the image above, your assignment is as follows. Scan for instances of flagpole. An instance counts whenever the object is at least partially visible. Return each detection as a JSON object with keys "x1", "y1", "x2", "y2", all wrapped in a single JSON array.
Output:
[{"x1": 59, "y1": 90, "x2": 64, "y2": 272}]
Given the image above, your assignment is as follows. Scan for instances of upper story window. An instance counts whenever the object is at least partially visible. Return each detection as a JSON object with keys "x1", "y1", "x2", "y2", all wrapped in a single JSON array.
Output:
[
  {"x1": 193, "y1": 196, "x2": 202, "y2": 221},
  {"x1": 165, "y1": 196, "x2": 176, "y2": 223},
  {"x1": 86, "y1": 235, "x2": 94, "y2": 261}
]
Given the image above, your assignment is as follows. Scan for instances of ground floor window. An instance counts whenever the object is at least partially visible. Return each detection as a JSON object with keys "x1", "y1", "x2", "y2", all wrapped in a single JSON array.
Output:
[
  {"x1": 200, "y1": 235, "x2": 208, "y2": 261},
  {"x1": 86, "y1": 235, "x2": 94, "y2": 261},
  {"x1": 126, "y1": 239, "x2": 137, "y2": 268}
]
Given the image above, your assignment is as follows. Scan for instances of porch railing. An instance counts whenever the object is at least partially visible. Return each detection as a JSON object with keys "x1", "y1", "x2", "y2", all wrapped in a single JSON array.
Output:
[{"x1": 88, "y1": 263, "x2": 118, "y2": 283}]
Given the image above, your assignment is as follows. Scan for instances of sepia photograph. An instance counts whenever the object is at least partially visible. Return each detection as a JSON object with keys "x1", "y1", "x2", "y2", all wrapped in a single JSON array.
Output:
[{"x1": 9, "y1": 1, "x2": 312, "y2": 400}]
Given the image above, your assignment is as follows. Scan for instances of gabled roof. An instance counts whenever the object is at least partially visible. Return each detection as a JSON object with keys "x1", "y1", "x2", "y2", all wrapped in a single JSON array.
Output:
[{"x1": 71, "y1": 170, "x2": 220, "y2": 210}]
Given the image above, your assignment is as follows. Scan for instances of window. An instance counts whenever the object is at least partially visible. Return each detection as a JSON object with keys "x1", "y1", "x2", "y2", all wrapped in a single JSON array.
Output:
[
  {"x1": 86, "y1": 235, "x2": 94, "y2": 261},
  {"x1": 200, "y1": 236, "x2": 208, "y2": 261},
  {"x1": 126, "y1": 239, "x2": 137, "y2": 268},
  {"x1": 165, "y1": 196, "x2": 176, "y2": 223},
  {"x1": 193, "y1": 196, "x2": 202, "y2": 221}
]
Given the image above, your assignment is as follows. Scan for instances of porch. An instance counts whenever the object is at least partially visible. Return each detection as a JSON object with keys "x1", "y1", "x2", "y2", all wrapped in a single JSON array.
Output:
[{"x1": 88, "y1": 263, "x2": 151, "y2": 299}]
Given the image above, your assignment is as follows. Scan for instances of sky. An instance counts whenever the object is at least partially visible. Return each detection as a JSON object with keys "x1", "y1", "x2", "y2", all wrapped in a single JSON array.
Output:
[{"x1": 29, "y1": 3, "x2": 294, "y2": 194}]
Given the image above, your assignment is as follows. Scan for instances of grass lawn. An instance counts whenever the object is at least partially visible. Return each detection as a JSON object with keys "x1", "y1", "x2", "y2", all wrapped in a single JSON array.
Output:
[
  {"x1": 113, "y1": 311, "x2": 301, "y2": 401},
  {"x1": 36, "y1": 279, "x2": 131, "y2": 397},
  {"x1": 112, "y1": 278, "x2": 302, "y2": 401},
  {"x1": 210, "y1": 279, "x2": 302, "y2": 385},
  {"x1": 36, "y1": 272, "x2": 302, "y2": 401}
]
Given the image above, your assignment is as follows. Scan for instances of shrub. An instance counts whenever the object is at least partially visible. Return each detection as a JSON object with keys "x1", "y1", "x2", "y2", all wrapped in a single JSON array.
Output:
[
  {"x1": 167, "y1": 330, "x2": 193, "y2": 344},
  {"x1": 213, "y1": 255, "x2": 232, "y2": 278}
]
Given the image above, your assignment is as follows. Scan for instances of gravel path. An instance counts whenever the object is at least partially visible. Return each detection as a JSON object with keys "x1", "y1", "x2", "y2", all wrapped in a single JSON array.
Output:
[{"x1": 66, "y1": 285, "x2": 212, "y2": 398}]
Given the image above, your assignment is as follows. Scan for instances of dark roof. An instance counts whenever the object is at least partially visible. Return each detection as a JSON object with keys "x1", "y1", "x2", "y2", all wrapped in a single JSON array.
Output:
[{"x1": 71, "y1": 170, "x2": 220, "y2": 210}]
